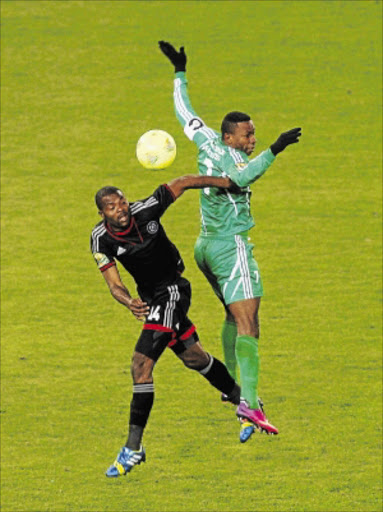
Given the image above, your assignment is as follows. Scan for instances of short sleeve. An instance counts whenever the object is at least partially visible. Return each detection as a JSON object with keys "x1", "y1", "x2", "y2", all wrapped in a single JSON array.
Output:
[
  {"x1": 90, "y1": 226, "x2": 116, "y2": 272},
  {"x1": 150, "y1": 184, "x2": 176, "y2": 218}
]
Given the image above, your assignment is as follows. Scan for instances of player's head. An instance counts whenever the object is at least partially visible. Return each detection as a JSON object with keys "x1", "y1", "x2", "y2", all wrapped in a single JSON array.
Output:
[
  {"x1": 95, "y1": 186, "x2": 131, "y2": 230},
  {"x1": 221, "y1": 111, "x2": 256, "y2": 155}
]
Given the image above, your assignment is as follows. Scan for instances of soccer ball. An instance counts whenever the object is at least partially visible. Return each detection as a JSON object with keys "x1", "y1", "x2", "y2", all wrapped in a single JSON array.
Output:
[{"x1": 136, "y1": 129, "x2": 176, "y2": 170}]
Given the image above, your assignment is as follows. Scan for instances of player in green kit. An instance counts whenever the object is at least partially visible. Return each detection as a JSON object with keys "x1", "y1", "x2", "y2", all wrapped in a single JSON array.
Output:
[{"x1": 159, "y1": 41, "x2": 302, "y2": 442}]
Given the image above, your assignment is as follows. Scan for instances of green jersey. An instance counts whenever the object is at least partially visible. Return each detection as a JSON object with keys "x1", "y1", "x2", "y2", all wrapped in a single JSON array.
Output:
[{"x1": 173, "y1": 71, "x2": 275, "y2": 236}]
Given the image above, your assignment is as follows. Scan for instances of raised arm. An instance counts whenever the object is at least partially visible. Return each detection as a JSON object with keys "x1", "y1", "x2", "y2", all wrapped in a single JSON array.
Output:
[
  {"x1": 167, "y1": 174, "x2": 235, "y2": 200},
  {"x1": 158, "y1": 41, "x2": 218, "y2": 148}
]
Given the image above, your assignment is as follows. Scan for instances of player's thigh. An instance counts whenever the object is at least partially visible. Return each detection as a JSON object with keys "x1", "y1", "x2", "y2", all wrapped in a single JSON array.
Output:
[
  {"x1": 137, "y1": 278, "x2": 194, "y2": 362},
  {"x1": 194, "y1": 238, "x2": 225, "y2": 304},
  {"x1": 198, "y1": 236, "x2": 263, "y2": 305},
  {"x1": 145, "y1": 277, "x2": 192, "y2": 331},
  {"x1": 135, "y1": 328, "x2": 172, "y2": 363}
]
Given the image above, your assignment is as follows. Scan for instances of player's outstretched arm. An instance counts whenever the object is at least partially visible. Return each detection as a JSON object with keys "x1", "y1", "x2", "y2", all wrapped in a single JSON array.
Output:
[
  {"x1": 270, "y1": 127, "x2": 302, "y2": 155},
  {"x1": 159, "y1": 41, "x2": 216, "y2": 148},
  {"x1": 168, "y1": 174, "x2": 237, "y2": 199},
  {"x1": 227, "y1": 127, "x2": 302, "y2": 188},
  {"x1": 102, "y1": 265, "x2": 149, "y2": 321}
]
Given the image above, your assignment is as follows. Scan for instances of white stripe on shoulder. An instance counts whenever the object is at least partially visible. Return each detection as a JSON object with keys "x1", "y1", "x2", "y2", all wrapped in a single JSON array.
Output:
[
  {"x1": 92, "y1": 224, "x2": 105, "y2": 237},
  {"x1": 200, "y1": 126, "x2": 218, "y2": 140},
  {"x1": 131, "y1": 196, "x2": 158, "y2": 214},
  {"x1": 91, "y1": 225, "x2": 106, "y2": 252},
  {"x1": 228, "y1": 146, "x2": 245, "y2": 163}
]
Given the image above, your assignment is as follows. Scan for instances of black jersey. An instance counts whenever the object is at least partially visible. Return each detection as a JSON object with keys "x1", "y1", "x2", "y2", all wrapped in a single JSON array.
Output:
[{"x1": 90, "y1": 184, "x2": 185, "y2": 299}]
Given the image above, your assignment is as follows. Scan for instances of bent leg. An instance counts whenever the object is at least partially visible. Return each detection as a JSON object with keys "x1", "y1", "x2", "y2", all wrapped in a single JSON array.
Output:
[{"x1": 176, "y1": 341, "x2": 241, "y2": 405}]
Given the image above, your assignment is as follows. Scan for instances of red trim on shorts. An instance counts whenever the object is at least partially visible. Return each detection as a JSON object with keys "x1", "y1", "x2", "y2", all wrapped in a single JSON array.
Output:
[
  {"x1": 167, "y1": 331, "x2": 178, "y2": 347},
  {"x1": 143, "y1": 324, "x2": 174, "y2": 333},
  {"x1": 100, "y1": 262, "x2": 116, "y2": 272},
  {"x1": 179, "y1": 325, "x2": 196, "y2": 341}
]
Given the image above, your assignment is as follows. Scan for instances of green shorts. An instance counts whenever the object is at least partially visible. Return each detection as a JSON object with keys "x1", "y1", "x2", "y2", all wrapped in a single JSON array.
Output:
[{"x1": 194, "y1": 233, "x2": 263, "y2": 306}]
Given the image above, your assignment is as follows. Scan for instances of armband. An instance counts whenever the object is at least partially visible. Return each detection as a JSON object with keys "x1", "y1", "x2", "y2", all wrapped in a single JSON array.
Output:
[
  {"x1": 93, "y1": 252, "x2": 115, "y2": 272},
  {"x1": 184, "y1": 117, "x2": 205, "y2": 141}
]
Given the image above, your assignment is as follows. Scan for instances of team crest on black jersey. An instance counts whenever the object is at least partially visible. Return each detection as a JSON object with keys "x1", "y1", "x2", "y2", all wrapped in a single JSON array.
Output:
[{"x1": 147, "y1": 221, "x2": 159, "y2": 234}]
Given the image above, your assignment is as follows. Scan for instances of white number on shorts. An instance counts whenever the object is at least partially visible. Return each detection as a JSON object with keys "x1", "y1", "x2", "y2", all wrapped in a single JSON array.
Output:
[
  {"x1": 147, "y1": 305, "x2": 161, "y2": 322},
  {"x1": 254, "y1": 270, "x2": 259, "y2": 283}
]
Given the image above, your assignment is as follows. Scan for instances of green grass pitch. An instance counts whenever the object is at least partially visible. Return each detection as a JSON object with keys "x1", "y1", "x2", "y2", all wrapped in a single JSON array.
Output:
[{"x1": 1, "y1": 1, "x2": 382, "y2": 511}]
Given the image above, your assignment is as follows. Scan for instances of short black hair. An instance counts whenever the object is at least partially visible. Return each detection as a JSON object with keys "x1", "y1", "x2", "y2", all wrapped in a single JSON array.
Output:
[
  {"x1": 221, "y1": 111, "x2": 251, "y2": 137},
  {"x1": 95, "y1": 186, "x2": 124, "y2": 210}
]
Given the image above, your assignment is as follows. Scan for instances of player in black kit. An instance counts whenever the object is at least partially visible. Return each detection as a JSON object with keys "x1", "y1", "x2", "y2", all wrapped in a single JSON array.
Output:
[{"x1": 91, "y1": 174, "x2": 241, "y2": 478}]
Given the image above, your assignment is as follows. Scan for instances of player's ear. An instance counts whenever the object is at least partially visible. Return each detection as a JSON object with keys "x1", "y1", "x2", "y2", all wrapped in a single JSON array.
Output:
[{"x1": 99, "y1": 210, "x2": 105, "y2": 219}]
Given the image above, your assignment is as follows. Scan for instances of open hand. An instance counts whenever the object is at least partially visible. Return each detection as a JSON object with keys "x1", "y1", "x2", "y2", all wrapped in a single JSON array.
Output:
[{"x1": 158, "y1": 40, "x2": 187, "y2": 72}]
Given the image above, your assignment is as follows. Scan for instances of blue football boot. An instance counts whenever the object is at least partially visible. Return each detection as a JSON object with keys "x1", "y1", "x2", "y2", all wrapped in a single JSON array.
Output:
[
  {"x1": 239, "y1": 419, "x2": 255, "y2": 443},
  {"x1": 238, "y1": 398, "x2": 278, "y2": 443},
  {"x1": 105, "y1": 446, "x2": 146, "y2": 477}
]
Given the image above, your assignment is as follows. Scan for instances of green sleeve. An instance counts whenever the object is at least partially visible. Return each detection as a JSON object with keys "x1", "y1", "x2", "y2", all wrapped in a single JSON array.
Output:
[
  {"x1": 223, "y1": 148, "x2": 276, "y2": 187},
  {"x1": 173, "y1": 72, "x2": 219, "y2": 148}
]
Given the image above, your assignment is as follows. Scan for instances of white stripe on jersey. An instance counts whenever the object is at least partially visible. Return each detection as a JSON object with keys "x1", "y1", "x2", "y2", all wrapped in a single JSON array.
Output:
[
  {"x1": 130, "y1": 196, "x2": 158, "y2": 215},
  {"x1": 200, "y1": 205, "x2": 208, "y2": 235},
  {"x1": 174, "y1": 85, "x2": 193, "y2": 124},
  {"x1": 200, "y1": 126, "x2": 217, "y2": 140},
  {"x1": 225, "y1": 191, "x2": 239, "y2": 216},
  {"x1": 228, "y1": 146, "x2": 245, "y2": 164},
  {"x1": 174, "y1": 84, "x2": 217, "y2": 141},
  {"x1": 91, "y1": 225, "x2": 107, "y2": 252},
  {"x1": 228, "y1": 147, "x2": 250, "y2": 216}
]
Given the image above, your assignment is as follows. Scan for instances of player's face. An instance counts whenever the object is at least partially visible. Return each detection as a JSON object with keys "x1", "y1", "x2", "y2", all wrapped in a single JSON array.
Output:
[
  {"x1": 225, "y1": 121, "x2": 257, "y2": 155},
  {"x1": 100, "y1": 193, "x2": 130, "y2": 230}
]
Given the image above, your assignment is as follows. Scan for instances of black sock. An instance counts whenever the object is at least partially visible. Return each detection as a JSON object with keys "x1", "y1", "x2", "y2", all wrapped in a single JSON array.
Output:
[
  {"x1": 199, "y1": 355, "x2": 240, "y2": 402},
  {"x1": 126, "y1": 383, "x2": 154, "y2": 450}
]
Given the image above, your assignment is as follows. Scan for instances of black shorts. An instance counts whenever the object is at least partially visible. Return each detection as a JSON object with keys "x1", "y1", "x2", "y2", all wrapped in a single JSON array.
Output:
[{"x1": 135, "y1": 276, "x2": 199, "y2": 361}]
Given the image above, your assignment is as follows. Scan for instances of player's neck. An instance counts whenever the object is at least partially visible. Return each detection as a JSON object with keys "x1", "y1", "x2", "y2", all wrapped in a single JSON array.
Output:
[{"x1": 106, "y1": 216, "x2": 132, "y2": 235}]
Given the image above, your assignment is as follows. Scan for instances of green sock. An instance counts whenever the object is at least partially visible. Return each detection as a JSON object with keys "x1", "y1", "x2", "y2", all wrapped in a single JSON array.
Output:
[
  {"x1": 221, "y1": 320, "x2": 237, "y2": 380},
  {"x1": 235, "y1": 335, "x2": 260, "y2": 409}
]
